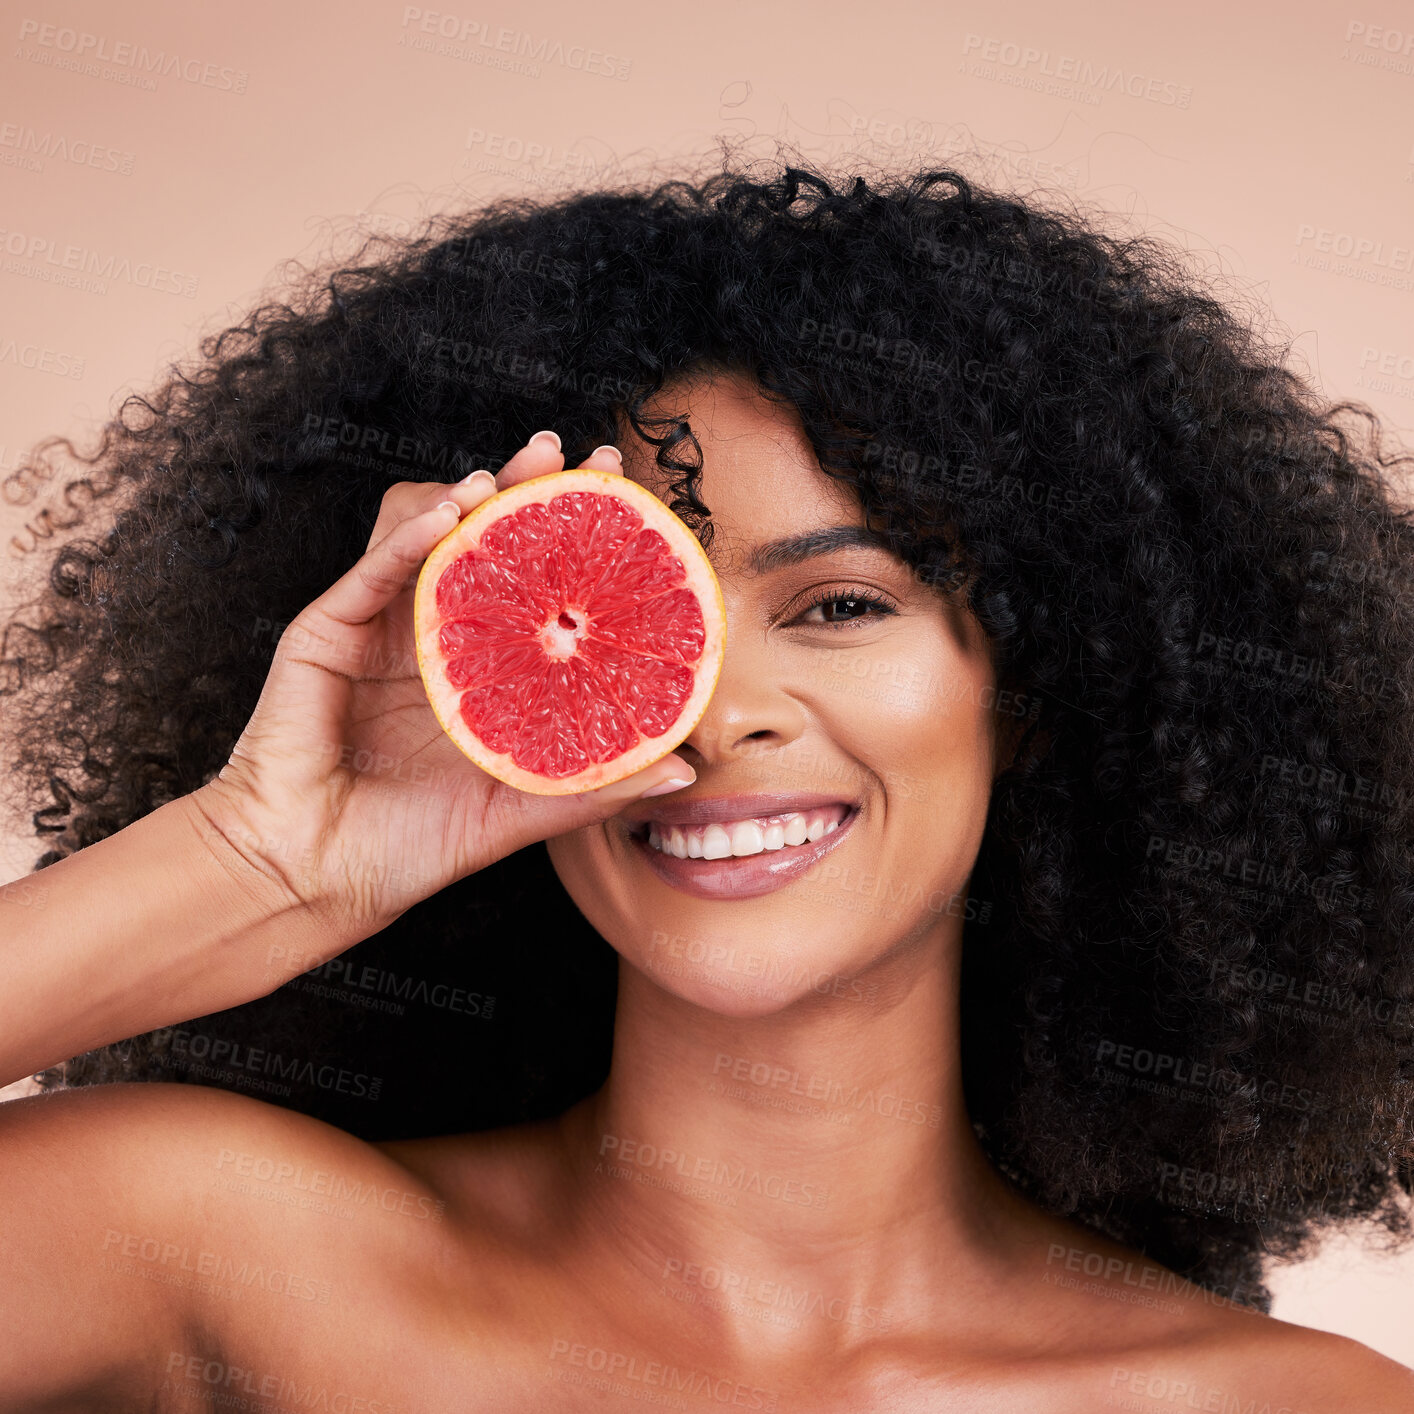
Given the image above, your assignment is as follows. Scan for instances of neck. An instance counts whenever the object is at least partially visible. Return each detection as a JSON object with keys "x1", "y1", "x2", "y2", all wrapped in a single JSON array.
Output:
[{"x1": 562, "y1": 919, "x2": 1029, "y2": 1342}]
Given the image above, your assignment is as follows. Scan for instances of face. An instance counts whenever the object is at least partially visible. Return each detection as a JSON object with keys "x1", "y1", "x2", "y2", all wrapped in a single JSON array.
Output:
[{"x1": 545, "y1": 368, "x2": 1004, "y2": 1015}]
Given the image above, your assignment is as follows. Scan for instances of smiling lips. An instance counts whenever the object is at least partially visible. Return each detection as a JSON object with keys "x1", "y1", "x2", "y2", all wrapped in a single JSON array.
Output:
[
  {"x1": 625, "y1": 794, "x2": 860, "y2": 900},
  {"x1": 645, "y1": 804, "x2": 849, "y2": 859}
]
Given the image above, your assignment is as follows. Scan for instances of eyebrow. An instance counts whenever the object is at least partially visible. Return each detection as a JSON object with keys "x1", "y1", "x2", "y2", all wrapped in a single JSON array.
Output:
[{"x1": 748, "y1": 525, "x2": 896, "y2": 575}]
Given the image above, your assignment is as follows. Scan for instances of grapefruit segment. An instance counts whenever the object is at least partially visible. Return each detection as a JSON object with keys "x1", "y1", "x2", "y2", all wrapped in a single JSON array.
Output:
[
  {"x1": 414, "y1": 468, "x2": 725, "y2": 795},
  {"x1": 588, "y1": 588, "x2": 707, "y2": 663}
]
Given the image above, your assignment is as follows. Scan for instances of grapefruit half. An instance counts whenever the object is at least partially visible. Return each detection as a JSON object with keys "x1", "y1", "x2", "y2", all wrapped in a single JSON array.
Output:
[{"x1": 414, "y1": 468, "x2": 726, "y2": 795}]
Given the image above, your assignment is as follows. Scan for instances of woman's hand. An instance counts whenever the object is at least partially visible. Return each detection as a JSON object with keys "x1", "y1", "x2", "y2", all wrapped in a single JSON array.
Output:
[{"x1": 192, "y1": 430, "x2": 696, "y2": 957}]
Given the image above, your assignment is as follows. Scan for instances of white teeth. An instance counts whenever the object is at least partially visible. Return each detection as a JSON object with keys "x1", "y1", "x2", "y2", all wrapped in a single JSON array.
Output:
[{"x1": 642, "y1": 807, "x2": 851, "y2": 859}]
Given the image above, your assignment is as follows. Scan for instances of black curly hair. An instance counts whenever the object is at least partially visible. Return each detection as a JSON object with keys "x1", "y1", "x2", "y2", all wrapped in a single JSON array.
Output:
[{"x1": 6, "y1": 151, "x2": 1414, "y2": 1315}]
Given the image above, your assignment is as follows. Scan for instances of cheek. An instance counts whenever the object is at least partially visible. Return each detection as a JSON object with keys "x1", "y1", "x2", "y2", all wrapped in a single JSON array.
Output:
[
  {"x1": 546, "y1": 831, "x2": 801, "y2": 1014},
  {"x1": 541, "y1": 620, "x2": 999, "y2": 1011},
  {"x1": 545, "y1": 829, "x2": 622, "y2": 931},
  {"x1": 816, "y1": 624, "x2": 997, "y2": 811},
  {"x1": 546, "y1": 828, "x2": 680, "y2": 973}
]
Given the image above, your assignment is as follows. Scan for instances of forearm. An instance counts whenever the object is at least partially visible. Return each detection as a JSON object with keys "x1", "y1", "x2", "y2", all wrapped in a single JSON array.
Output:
[{"x1": 0, "y1": 788, "x2": 351, "y2": 1089}]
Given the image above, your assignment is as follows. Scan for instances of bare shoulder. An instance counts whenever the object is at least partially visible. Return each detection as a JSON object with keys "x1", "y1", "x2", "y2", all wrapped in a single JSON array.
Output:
[
  {"x1": 0, "y1": 1077, "x2": 431, "y2": 1208},
  {"x1": 1311, "y1": 1329, "x2": 1414, "y2": 1409},
  {"x1": 1104, "y1": 1300, "x2": 1414, "y2": 1414},
  {"x1": 1012, "y1": 1213, "x2": 1413, "y2": 1413},
  {"x1": 0, "y1": 1081, "x2": 450, "y2": 1410},
  {"x1": 0, "y1": 1077, "x2": 452, "y2": 1282},
  {"x1": 1217, "y1": 1316, "x2": 1414, "y2": 1412}
]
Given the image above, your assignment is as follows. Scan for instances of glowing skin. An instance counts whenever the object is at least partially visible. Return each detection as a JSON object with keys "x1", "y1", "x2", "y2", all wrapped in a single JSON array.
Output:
[
  {"x1": 536, "y1": 366, "x2": 1044, "y2": 1358},
  {"x1": 548, "y1": 369, "x2": 1001, "y2": 1013},
  {"x1": 1, "y1": 374, "x2": 1407, "y2": 1411}
]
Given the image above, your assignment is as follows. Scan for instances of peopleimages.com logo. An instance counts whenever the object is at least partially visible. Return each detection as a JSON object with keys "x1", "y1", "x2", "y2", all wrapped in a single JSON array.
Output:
[
  {"x1": 150, "y1": 1028, "x2": 383, "y2": 1101},
  {"x1": 16, "y1": 19, "x2": 249, "y2": 92}
]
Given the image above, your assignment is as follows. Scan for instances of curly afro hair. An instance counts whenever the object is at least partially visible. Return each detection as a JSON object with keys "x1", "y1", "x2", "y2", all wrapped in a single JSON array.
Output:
[{"x1": 5, "y1": 154, "x2": 1414, "y2": 1314}]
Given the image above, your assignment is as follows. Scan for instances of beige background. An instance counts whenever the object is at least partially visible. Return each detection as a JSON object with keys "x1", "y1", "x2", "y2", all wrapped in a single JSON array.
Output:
[{"x1": 3, "y1": 0, "x2": 1413, "y2": 1363}]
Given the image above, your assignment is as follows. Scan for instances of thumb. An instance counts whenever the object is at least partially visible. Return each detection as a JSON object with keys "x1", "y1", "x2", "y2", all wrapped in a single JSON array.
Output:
[
  {"x1": 478, "y1": 753, "x2": 699, "y2": 867},
  {"x1": 570, "y1": 754, "x2": 697, "y2": 811},
  {"x1": 502, "y1": 754, "x2": 697, "y2": 851}
]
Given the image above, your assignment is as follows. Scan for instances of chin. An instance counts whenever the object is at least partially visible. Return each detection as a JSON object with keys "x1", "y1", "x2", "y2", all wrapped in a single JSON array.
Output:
[
  {"x1": 546, "y1": 832, "x2": 925, "y2": 1017},
  {"x1": 638, "y1": 967, "x2": 807, "y2": 1018},
  {"x1": 627, "y1": 924, "x2": 887, "y2": 1018}
]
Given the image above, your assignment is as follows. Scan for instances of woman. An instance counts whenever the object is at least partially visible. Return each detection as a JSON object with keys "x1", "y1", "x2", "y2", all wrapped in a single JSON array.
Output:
[{"x1": 1, "y1": 161, "x2": 1412, "y2": 1410}]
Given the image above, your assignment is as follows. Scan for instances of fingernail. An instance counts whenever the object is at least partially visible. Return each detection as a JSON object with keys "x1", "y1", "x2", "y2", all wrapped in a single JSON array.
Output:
[
  {"x1": 436, "y1": 500, "x2": 461, "y2": 518},
  {"x1": 529, "y1": 429, "x2": 561, "y2": 451},
  {"x1": 459, "y1": 468, "x2": 496, "y2": 487},
  {"x1": 638, "y1": 771, "x2": 696, "y2": 798},
  {"x1": 591, "y1": 444, "x2": 623, "y2": 465}
]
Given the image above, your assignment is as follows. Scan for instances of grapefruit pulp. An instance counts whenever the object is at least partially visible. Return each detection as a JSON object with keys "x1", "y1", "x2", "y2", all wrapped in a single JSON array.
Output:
[{"x1": 414, "y1": 468, "x2": 726, "y2": 795}]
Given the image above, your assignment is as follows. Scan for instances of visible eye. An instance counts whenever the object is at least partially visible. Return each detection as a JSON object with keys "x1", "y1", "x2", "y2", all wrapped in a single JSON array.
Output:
[{"x1": 790, "y1": 585, "x2": 898, "y2": 628}]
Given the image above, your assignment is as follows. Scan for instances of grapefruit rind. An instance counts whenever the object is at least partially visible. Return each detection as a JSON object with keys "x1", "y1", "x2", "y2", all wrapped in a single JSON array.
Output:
[{"x1": 414, "y1": 468, "x2": 725, "y2": 796}]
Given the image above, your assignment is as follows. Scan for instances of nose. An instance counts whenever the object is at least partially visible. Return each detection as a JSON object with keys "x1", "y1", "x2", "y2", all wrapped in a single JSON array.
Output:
[{"x1": 677, "y1": 622, "x2": 807, "y2": 769}]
